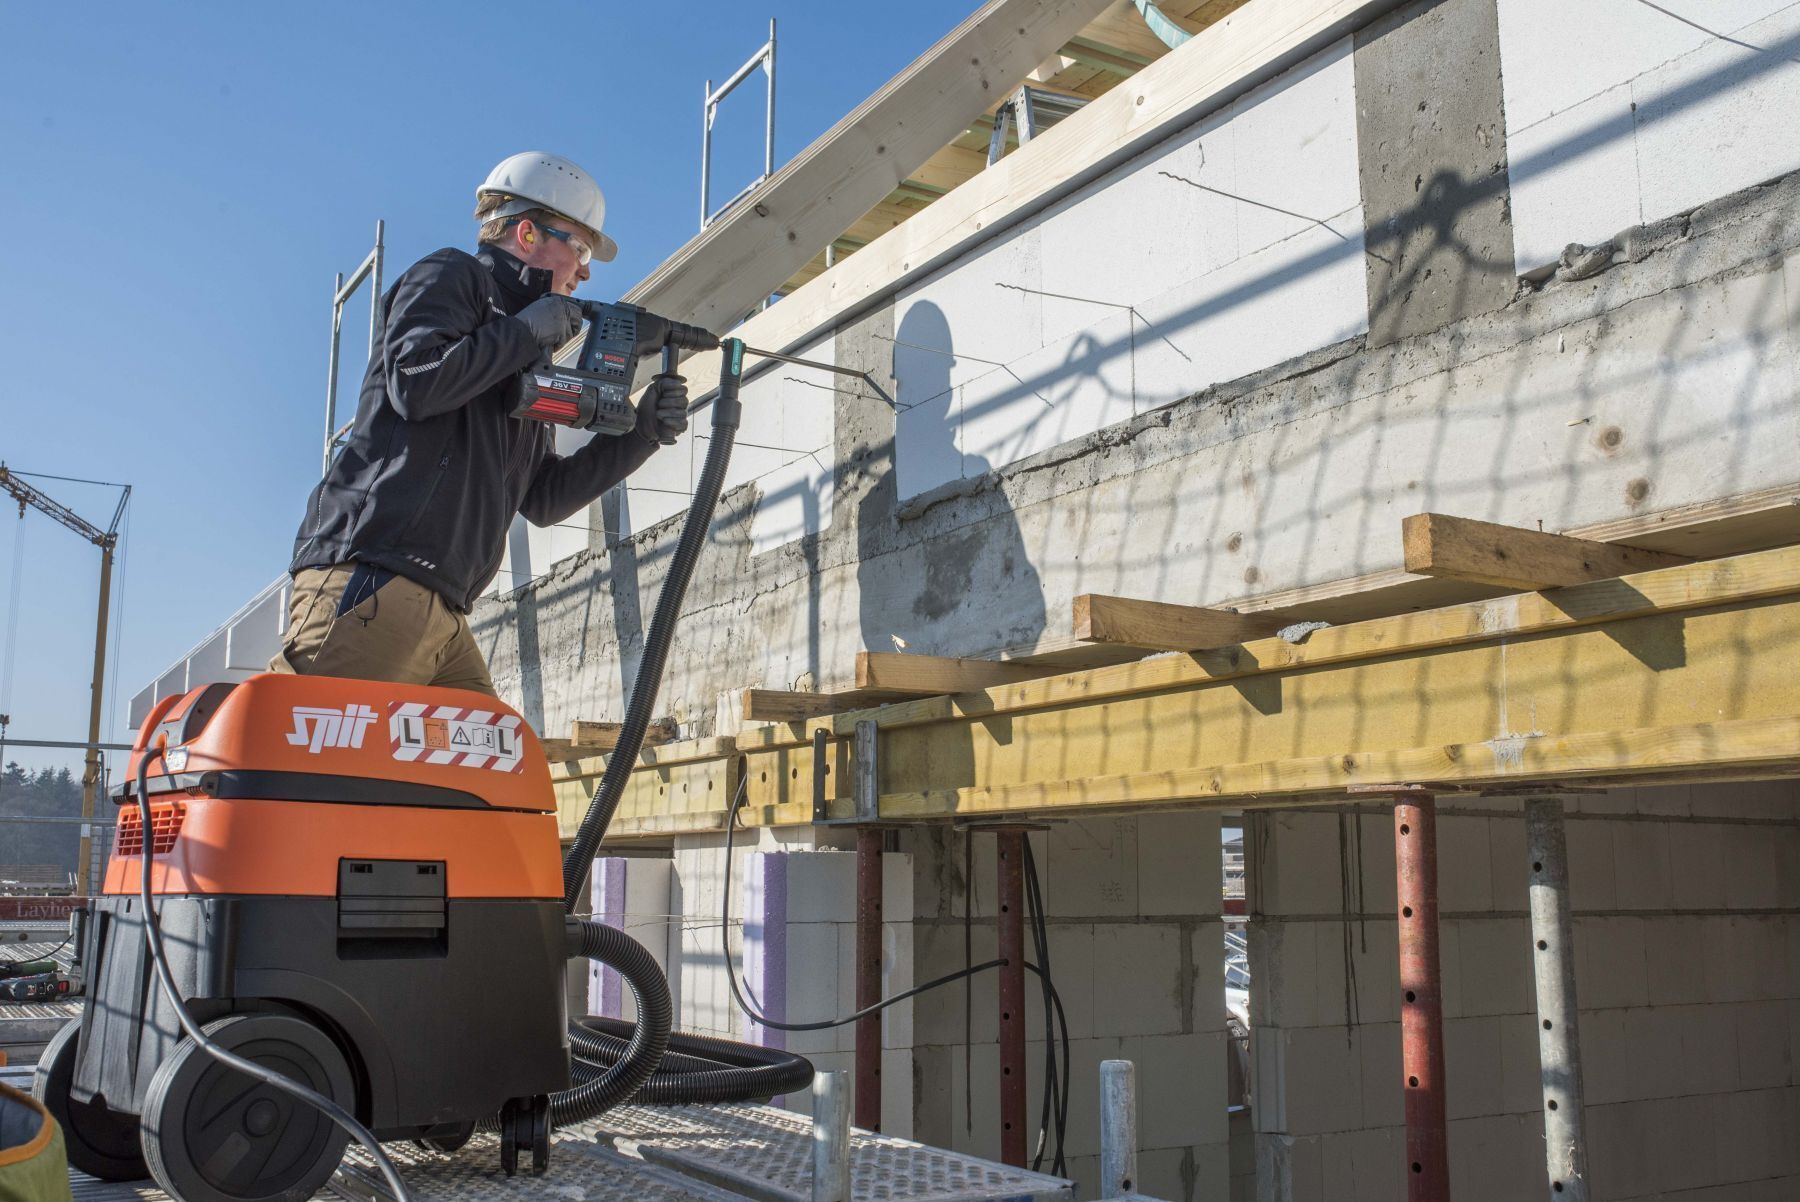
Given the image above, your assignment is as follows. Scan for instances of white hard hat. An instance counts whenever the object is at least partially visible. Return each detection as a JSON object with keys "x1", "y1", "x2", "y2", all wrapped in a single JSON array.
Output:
[{"x1": 477, "y1": 151, "x2": 618, "y2": 263}]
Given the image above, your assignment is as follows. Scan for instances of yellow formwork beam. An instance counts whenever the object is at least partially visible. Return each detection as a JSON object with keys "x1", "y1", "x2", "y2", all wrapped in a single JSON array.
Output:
[{"x1": 560, "y1": 544, "x2": 1800, "y2": 838}]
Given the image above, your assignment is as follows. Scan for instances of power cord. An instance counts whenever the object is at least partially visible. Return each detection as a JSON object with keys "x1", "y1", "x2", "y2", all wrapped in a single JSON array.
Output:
[
  {"x1": 1022, "y1": 837, "x2": 1070, "y2": 1175},
  {"x1": 133, "y1": 746, "x2": 412, "y2": 1202},
  {"x1": 717, "y1": 773, "x2": 1074, "y2": 1179},
  {"x1": 720, "y1": 776, "x2": 1007, "y2": 1031},
  {"x1": 0, "y1": 932, "x2": 71, "y2": 971}
]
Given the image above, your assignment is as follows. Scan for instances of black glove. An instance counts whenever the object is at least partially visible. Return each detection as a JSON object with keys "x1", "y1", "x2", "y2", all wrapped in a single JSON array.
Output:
[
  {"x1": 636, "y1": 374, "x2": 690, "y2": 445},
  {"x1": 515, "y1": 294, "x2": 583, "y2": 350}
]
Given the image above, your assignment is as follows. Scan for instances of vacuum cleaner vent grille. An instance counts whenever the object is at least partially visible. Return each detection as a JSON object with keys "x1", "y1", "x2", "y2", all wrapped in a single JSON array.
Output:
[{"x1": 115, "y1": 801, "x2": 186, "y2": 856}]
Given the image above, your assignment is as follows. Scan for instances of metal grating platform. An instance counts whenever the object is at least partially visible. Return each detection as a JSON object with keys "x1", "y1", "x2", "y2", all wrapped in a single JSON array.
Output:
[
  {"x1": 52, "y1": 1103, "x2": 1072, "y2": 1202},
  {"x1": 594, "y1": 1105, "x2": 1073, "y2": 1202}
]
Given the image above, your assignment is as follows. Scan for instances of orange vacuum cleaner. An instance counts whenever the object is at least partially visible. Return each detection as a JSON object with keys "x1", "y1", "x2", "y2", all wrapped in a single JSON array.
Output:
[{"x1": 35, "y1": 337, "x2": 812, "y2": 1202}]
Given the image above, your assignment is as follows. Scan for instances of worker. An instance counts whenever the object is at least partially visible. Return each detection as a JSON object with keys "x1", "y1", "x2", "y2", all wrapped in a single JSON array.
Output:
[{"x1": 272, "y1": 151, "x2": 687, "y2": 696}]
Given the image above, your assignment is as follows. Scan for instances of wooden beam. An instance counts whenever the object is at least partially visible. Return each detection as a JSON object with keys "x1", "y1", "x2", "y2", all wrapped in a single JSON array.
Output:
[
  {"x1": 622, "y1": 0, "x2": 1116, "y2": 333},
  {"x1": 855, "y1": 652, "x2": 1048, "y2": 695},
  {"x1": 541, "y1": 718, "x2": 676, "y2": 761},
  {"x1": 1402, "y1": 513, "x2": 1689, "y2": 590},
  {"x1": 1074, "y1": 593, "x2": 1289, "y2": 651},
  {"x1": 874, "y1": 716, "x2": 1800, "y2": 820}
]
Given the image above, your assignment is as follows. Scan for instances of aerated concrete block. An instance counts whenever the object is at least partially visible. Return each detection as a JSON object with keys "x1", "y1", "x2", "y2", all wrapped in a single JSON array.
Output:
[
  {"x1": 1647, "y1": 918, "x2": 1711, "y2": 1007},
  {"x1": 1092, "y1": 924, "x2": 1189, "y2": 1037},
  {"x1": 1451, "y1": 917, "x2": 1533, "y2": 1018},
  {"x1": 1254, "y1": 813, "x2": 1345, "y2": 917},
  {"x1": 1435, "y1": 815, "x2": 1495, "y2": 913},
  {"x1": 1563, "y1": 819, "x2": 1618, "y2": 910},
  {"x1": 1671, "y1": 824, "x2": 1730, "y2": 911},
  {"x1": 1122, "y1": 1031, "x2": 1230, "y2": 1150},
  {"x1": 1444, "y1": 1015, "x2": 1506, "y2": 1120},
  {"x1": 1611, "y1": 821, "x2": 1674, "y2": 910},
  {"x1": 1444, "y1": 1112, "x2": 1542, "y2": 1202},
  {"x1": 1574, "y1": 916, "x2": 1650, "y2": 1010},
  {"x1": 1722, "y1": 824, "x2": 1782, "y2": 911},
  {"x1": 1734, "y1": 1000, "x2": 1793, "y2": 1091},
  {"x1": 1135, "y1": 811, "x2": 1223, "y2": 917},
  {"x1": 1317, "y1": 1125, "x2": 1404, "y2": 1202},
  {"x1": 1260, "y1": 1025, "x2": 1365, "y2": 1136},
  {"x1": 1044, "y1": 819, "x2": 1139, "y2": 919}
]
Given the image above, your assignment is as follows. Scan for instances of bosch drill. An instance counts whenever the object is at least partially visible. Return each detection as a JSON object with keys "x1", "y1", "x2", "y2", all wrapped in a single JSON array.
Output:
[{"x1": 511, "y1": 300, "x2": 719, "y2": 444}]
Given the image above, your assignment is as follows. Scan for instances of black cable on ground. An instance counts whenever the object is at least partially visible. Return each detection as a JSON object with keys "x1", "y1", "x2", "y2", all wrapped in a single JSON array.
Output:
[
  {"x1": 0, "y1": 933, "x2": 70, "y2": 970},
  {"x1": 134, "y1": 747, "x2": 412, "y2": 1202},
  {"x1": 1022, "y1": 838, "x2": 1071, "y2": 1176}
]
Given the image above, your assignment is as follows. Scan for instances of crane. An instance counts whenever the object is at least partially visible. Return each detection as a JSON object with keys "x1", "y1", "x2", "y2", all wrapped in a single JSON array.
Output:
[{"x1": 0, "y1": 463, "x2": 130, "y2": 893}]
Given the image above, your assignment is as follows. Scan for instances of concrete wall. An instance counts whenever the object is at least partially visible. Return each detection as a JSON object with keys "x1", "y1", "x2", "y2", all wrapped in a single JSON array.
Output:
[
  {"x1": 469, "y1": 4, "x2": 1800, "y2": 1198},
  {"x1": 1247, "y1": 781, "x2": 1800, "y2": 1201}
]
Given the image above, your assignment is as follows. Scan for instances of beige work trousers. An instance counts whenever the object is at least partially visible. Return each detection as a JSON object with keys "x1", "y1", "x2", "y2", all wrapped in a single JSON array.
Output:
[{"x1": 268, "y1": 563, "x2": 497, "y2": 697}]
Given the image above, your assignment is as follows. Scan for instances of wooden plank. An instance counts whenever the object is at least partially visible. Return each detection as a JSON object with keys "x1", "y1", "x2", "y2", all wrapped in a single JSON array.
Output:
[
  {"x1": 739, "y1": 541, "x2": 1800, "y2": 751},
  {"x1": 540, "y1": 719, "x2": 676, "y2": 761},
  {"x1": 573, "y1": 718, "x2": 677, "y2": 749},
  {"x1": 855, "y1": 652, "x2": 1051, "y2": 695},
  {"x1": 1205, "y1": 482, "x2": 1800, "y2": 626},
  {"x1": 1402, "y1": 513, "x2": 1689, "y2": 590},
  {"x1": 623, "y1": 0, "x2": 1117, "y2": 333},
  {"x1": 658, "y1": 0, "x2": 1406, "y2": 405},
  {"x1": 1073, "y1": 593, "x2": 1289, "y2": 651}
]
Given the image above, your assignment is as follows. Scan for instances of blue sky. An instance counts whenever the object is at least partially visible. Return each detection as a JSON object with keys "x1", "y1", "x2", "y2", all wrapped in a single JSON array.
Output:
[{"x1": 0, "y1": 0, "x2": 972, "y2": 774}]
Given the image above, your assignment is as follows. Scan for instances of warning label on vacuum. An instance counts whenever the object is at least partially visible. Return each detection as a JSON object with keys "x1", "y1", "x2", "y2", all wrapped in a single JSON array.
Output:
[{"x1": 388, "y1": 702, "x2": 525, "y2": 772}]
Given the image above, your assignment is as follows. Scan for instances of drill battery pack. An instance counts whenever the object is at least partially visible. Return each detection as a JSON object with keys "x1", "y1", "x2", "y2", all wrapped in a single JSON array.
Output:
[{"x1": 512, "y1": 365, "x2": 637, "y2": 434}]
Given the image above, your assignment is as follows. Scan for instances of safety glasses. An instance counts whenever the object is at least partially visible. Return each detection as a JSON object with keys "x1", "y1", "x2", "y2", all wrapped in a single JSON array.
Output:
[
  {"x1": 511, "y1": 219, "x2": 594, "y2": 266},
  {"x1": 534, "y1": 222, "x2": 594, "y2": 266}
]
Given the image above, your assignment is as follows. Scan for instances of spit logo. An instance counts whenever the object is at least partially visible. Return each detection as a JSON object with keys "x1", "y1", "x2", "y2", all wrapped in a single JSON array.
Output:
[
  {"x1": 286, "y1": 704, "x2": 380, "y2": 753},
  {"x1": 389, "y1": 702, "x2": 525, "y2": 772}
]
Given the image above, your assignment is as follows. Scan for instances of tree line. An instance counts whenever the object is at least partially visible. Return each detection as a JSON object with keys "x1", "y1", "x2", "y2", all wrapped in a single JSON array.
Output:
[{"x1": 0, "y1": 760, "x2": 83, "y2": 877}]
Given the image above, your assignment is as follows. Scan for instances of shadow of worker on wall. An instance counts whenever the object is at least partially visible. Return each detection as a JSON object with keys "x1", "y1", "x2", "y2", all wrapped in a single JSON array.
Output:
[{"x1": 855, "y1": 301, "x2": 1048, "y2": 801}]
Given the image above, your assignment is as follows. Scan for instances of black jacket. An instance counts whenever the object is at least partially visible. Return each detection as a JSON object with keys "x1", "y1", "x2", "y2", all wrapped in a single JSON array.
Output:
[{"x1": 290, "y1": 244, "x2": 658, "y2": 610}]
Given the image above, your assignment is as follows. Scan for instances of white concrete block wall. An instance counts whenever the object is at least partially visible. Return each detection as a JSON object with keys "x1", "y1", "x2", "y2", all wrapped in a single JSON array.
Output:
[
  {"x1": 1499, "y1": 0, "x2": 1800, "y2": 272},
  {"x1": 1248, "y1": 783, "x2": 1800, "y2": 1202},
  {"x1": 893, "y1": 37, "x2": 1367, "y2": 502},
  {"x1": 907, "y1": 815, "x2": 1229, "y2": 1201}
]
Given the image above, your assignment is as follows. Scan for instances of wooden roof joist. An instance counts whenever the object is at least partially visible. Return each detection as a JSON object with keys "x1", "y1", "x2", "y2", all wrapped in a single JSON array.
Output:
[{"x1": 622, "y1": 0, "x2": 1120, "y2": 333}]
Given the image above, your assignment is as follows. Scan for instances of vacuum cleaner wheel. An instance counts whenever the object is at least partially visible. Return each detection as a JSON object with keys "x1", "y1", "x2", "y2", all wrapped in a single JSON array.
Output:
[
  {"x1": 141, "y1": 1012, "x2": 355, "y2": 1202},
  {"x1": 31, "y1": 1018, "x2": 149, "y2": 1182}
]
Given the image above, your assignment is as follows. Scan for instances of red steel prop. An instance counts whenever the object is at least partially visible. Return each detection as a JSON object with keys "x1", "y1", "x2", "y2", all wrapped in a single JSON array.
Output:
[{"x1": 1396, "y1": 793, "x2": 1451, "y2": 1199}]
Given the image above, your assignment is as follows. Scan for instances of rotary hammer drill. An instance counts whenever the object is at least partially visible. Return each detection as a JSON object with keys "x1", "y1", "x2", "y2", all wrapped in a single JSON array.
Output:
[{"x1": 511, "y1": 300, "x2": 719, "y2": 444}]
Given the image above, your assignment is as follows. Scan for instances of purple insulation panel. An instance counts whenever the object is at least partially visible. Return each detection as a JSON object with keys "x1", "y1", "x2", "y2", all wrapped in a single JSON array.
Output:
[
  {"x1": 589, "y1": 856, "x2": 629, "y2": 1019},
  {"x1": 743, "y1": 851, "x2": 788, "y2": 1052}
]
